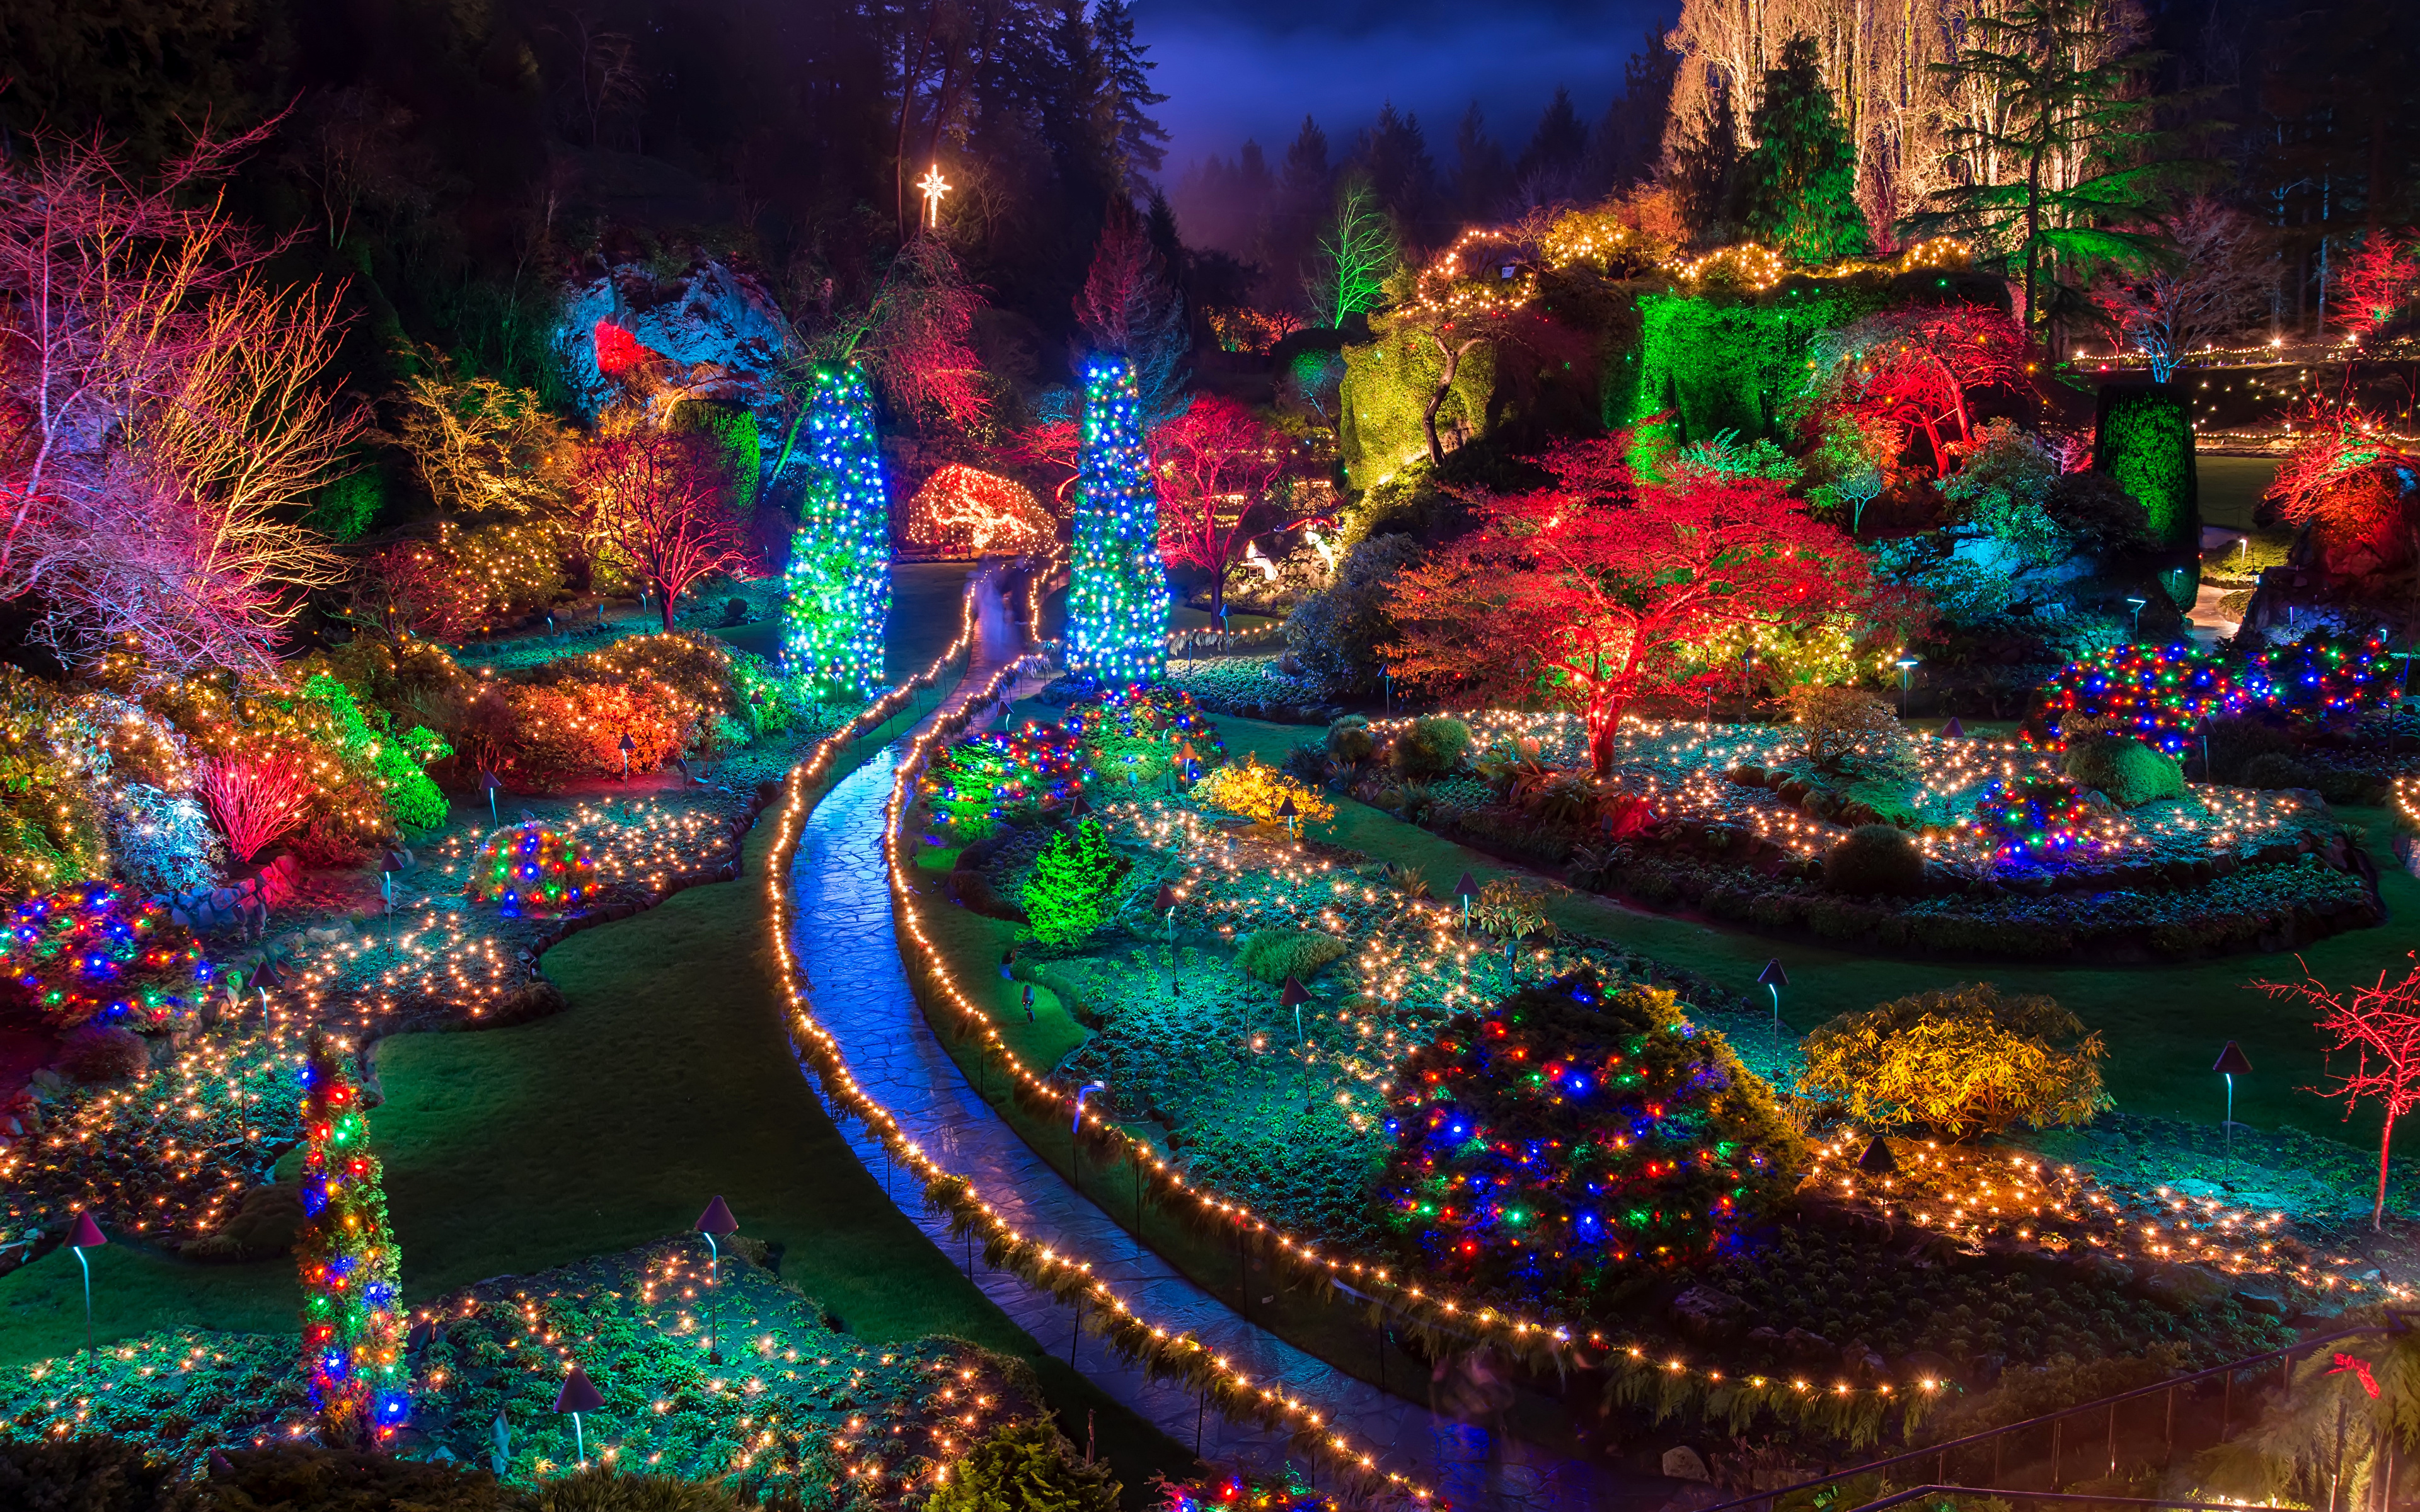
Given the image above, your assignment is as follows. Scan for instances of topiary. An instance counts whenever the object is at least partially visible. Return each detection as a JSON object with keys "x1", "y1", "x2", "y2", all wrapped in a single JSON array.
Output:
[
  {"x1": 1022, "y1": 819, "x2": 1129, "y2": 946},
  {"x1": 1797, "y1": 982, "x2": 2110, "y2": 1138},
  {"x1": 2241, "y1": 751, "x2": 2319, "y2": 791},
  {"x1": 2060, "y1": 736, "x2": 2184, "y2": 807},
  {"x1": 1373, "y1": 970, "x2": 1802, "y2": 1305},
  {"x1": 1325, "y1": 714, "x2": 1374, "y2": 762},
  {"x1": 1823, "y1": 823, "x2": 1925, "y2": 896},
  {"x1": 1392, "y1": 715, "x2": 1471, "y2": 777},
  {"x1": 1236, "y1": 929, "x2": 1348, "y2": 985},
  {"x1": 922, "y1": 1420, "x2": 1119, "y2": 1512}
]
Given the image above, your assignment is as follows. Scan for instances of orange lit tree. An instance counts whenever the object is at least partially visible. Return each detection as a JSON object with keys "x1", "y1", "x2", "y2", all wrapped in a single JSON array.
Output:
[
  {"x1": 1386, "y1": 436, "x2": 1882, "y2": 776},
  {"x1": 577, "y1": 428, "x2": 751, "y2": 631},
  {"x1": 1151, "y1": 394, "x2": 1292, "y2": 625},
  {"x1": 2254, "y1": 954, "x2": 2420, "y2": 1232}
]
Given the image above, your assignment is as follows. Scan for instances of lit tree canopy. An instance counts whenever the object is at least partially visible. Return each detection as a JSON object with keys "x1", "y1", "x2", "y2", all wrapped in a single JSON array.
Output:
[
  {"x1": 1733, "y1": 36, "x2": 1872, "y2": 263},
  {"x1": 1386, "y1": 434, "x2": 1887, "y2": 775}
]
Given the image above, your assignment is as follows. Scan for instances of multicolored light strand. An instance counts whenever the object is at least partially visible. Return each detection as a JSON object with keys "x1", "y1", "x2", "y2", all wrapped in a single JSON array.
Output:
[
  {"x1": 783, "y1": 363, "x2": 893, "y2": 699},
  {"x1": 1065, "y1": 356, "x2": 1170, "y2": 686},
  {"x1": 296, "y1": 1029, "x2": 408, "y2": 1448}
]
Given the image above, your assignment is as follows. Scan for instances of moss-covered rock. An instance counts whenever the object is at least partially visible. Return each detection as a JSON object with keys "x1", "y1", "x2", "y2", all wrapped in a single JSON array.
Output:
[{"x1": 2061, "y1": 737, "x2": 2186, "y2": 807}]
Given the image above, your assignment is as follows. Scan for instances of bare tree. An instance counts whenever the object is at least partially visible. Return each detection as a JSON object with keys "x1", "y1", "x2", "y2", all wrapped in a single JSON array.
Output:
[{"x1": 2092, "y1": 198, "x2": 2273, "y2": 378}]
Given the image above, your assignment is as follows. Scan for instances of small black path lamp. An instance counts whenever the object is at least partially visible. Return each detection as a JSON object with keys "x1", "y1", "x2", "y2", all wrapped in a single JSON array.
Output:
[
  {"x1": 695, "y1": 1195, "x2": 739, "y2": 1364},
  {"x1": 554, "y1": 1365, "x2": 605, "y2": 1467},
  {"x1": 68, "y1": 1212, "x2": 106, "y2": 1353},
  {"x1": 1455, "y1": 872, "x2": 1478, "y2": 934},
  {"x1": 1281, "y1": 973, "x2": 1311, "y2": 1047},
  {"x1": 1758, "y1": 958, "x2": 1789, "y2": 1048},
  {"x1": 2215, "y1": 1040, "x2": 2254, "y2": 1174},
  {"x1": 1857, "y1": 1136, "x2": 1898, "y2": 1176}
]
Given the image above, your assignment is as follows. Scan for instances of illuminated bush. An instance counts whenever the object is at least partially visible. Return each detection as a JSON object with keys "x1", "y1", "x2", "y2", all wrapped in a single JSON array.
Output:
[
  {"x1": 1823, "y1": 823, "x2": 1925, "y2": 895},
  {"x1": 0, "y1": 883, "x2": 214, "y2": 1030},
  {"x1": 1797, "y1": 983, "x2": 2110, "y2": 1139},
  {"x1": 366, "y1": 520, "x2": 569, "y2": 638},
  {"x1": 0, "y1": 668, "x2": 109, "y2": 894},
  {"x1": 1960, "y1": 777, "x2": 2097, "y2": 863},
  {"x1": 2061, "y1": 736, "x2": 2184, "y2": 807},
  {"x1": 1021, "y1": 818, "x2": 1128, "y2": 947},
  {"x1": 1236, "y1": 928, "x2": 1347, "y2": 985},
  {"x1": 925, "y1": 1420, "x2": 1119, "y2": 1512},
  {"x1": 904, "y1": 464, "x2": 1052, "y2": 554},
  {"x1": 1788, "y1": 685, "x2": 1902, "y2": 772},
  {"x1": 923, "y1": 721, "x2": 1093, "y2": 841},
  {"x1": 1374, "y1": 971, "x2": 1801, "y2": 1303},
  {"x1": 1193, "y1": 755, "x2": 1335, "y2": 829},
  {"x1": 493, "y1": 633, "x2": 745, "y2": 788},
  {"x1": 1339, "y1": 324, "x2": 1494, "y2": 484},
  {"x1": 2245, "y1": 631, "x2": 2395, "y2": 726},
  {"x1": 1060, "y1": 684, "x2": 1224, "y2": 786},
  {"x1": 2092, "y1": 384, "x2": 2197, "y2": 607},
  {"x1": 1390, "y1": 715, "x2": 1470, "y2": 778},
  {"x1": 464, "y1": 823, "x2": 597, "y2": 917},
  {"x1": 2032, "y1": 643, "x2": 2247, "y2": 753}
]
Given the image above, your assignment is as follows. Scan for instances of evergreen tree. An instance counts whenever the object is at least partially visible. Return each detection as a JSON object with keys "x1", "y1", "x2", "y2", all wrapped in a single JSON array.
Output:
[
  {"x1": 1073, "y1": 198, "x2": 1189, "y2": 424},
  {"x1": 1065, "y1": 354, "x2": 1170, "y2": 685},
  {"x1": 1734, "y1": 36, "x2": 1873, "y2": 263},
  {"x1": 1351, "y1": 103, "x2": 1441, "y2": 244},
  {"x1": 1451, "y1": 102, "x2": 1510, "y2": 224},
  {"x1": 1913, "y1": 0, "x2": 2199, "y2": 336},
  {"x1": 781, "y1": 364, "x2": 893, "y2": 699},
  {"x1": 297, "y1": 1031, "x2": 408, "y2": 1450},
  {"x1": 1514, "y1": 86, "x2": 1591, "y2": 205},
  {"x1": 1092, "y1": 0, "x2": 1169, "y2": 192}
]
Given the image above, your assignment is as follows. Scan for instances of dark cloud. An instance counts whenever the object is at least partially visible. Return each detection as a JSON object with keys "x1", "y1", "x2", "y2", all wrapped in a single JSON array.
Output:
[{"x1": 1137, "y1": 0, "x2": 1670, "y2": 171}]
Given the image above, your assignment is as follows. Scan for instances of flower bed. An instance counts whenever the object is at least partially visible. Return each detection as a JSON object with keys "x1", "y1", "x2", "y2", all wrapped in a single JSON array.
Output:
[
  {"x1": 0, "y1": 1239, "x2": 1037, "y2": 1503},
  {"x1": 1150, "y1": 656, "x2": 1333, "y2": 723},
  {"x1": 1349, "y1": 711, "x2": 2380, "y2": 961}
]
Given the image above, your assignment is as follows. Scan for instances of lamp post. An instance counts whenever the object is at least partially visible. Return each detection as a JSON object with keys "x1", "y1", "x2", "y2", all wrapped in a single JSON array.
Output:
[
  {"x1": 1894, "y1": 656, "x2": 1920, "y2": 718},
  {"x1": 481, "y1": 769, "x2": 503, "y2": 827},
  {"x1": 378, "y1": 848, "x2": 407, "y2": 919},
  {"x1": 1758, "y1": 958, "x2": 1789, "y2": 1050},
  {"x1": 67, "y1": 1212, "x2": 105, "y2": 1353},
  {"x1": 1154, "y1": 885, "x2": 1179, "y2": 986},
  {"x1": 2126, "y1": 596, "x2": 2148, "y2": 639},
  {"x1": 1941, "y1": 716, "x2": 1965, "y2": 740},
  {"x1": 253, "y1": 956, "x2": 282, "y2": 1016},
  {"x1": 618, "y1": 732, "x2": 636, "y2": 780},
  {"x1": 696, "y1": 1196, "x2": 738, "y2": 1364},
  {"x1": 1856, "y1": 1135, "x2": 1898, "y2": 1176},
  {"x1": 554, "y1": 1366, "x2": 605, "y2": 1467},
  {"x1": 1281, "y1": 974, "x2": 1310, "y2": 1047},
  {"x1": 1277, "y1": 793, "x2": 1298, "y2": 839},
  {"x1": 2214, "y1": 1041, "x2": 2252, "y2": 1176},
  {"x1": 2394, "y1": 651, "x2": 2417, "y2": 700}
]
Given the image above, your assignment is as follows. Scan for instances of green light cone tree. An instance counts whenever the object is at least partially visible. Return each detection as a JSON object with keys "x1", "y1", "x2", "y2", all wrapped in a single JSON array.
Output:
[
  {"x1": 1066, "y1": 354, "x2": 1171, "y2": 685},
  {"x1": 783, "y1": 363, "x2": 893, "y2": 698},
  {"x1": 297, "y1": 1029, "x2": 409, "y2": 1449}
]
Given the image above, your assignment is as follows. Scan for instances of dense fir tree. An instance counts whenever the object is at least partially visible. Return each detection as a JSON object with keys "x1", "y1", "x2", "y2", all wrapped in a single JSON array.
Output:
[
  {"x1": 1451, "y1": 103, "x2": 1511, "y2": 225},
  {"x1": 783, "y1": 364, "x2": 893, "y2": 699},
  {"x1": 1733, "y1": 36, "x2": 1873, "y2": 263},
  {"x1": 1514, "y1": 87, "x2": 1591, "y2": 207},
  {"x1": 1065, "y1": 354, "x2": 1170, "y2": 685}
]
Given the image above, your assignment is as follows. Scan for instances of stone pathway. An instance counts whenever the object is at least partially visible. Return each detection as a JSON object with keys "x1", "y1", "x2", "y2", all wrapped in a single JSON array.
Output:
[{"x1": 782, "y1": 592, "x2": 1662, "y2": 1511}]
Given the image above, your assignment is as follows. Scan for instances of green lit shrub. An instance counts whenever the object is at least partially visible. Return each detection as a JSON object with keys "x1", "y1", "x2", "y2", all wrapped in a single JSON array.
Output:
[
  {"x1": 1326, "y1": 714, "x2": 1374, "y2": 762},
  {"x1": 1340, "y1": 323, "x2": 1494, "y2": 484},
  {"x1": 1797, "y1": 982, "x2": 2111, "y2": 1138},
  {"x1": 1022, "y1": 819, "x2": 1129, "y2": 946},
  {"x1": 2061, "y1": 736, "x2": 2184, "y2": 806},
  {"x1": 1391, "y1": 715, "x2": 1470, "y2": 777},
  {"x1": 1284, "y1": 534, "x2": 1424, "y2": 694},
  {"x1": 923, "y1": 1420, "x2": 1119, "y2": 1512},
  {"x1": 1236, "y1": 929, "x2": 1348, "y2": 985},
  {"x1": 2092, "y1": 384, "x2": 2197, "y2": 607},
  {"x1": 1823, "y1": 823, "x2": 1925, "y2": 896}
]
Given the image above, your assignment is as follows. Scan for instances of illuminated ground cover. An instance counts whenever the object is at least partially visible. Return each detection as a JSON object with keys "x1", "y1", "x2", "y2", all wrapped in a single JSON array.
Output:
[
  {"x1": 1340, "y1": 709, "x2": 2378, "y2": 961},
  {"x1": 0, "y1": 1237, "x2": 1039, "y2": 1505}
]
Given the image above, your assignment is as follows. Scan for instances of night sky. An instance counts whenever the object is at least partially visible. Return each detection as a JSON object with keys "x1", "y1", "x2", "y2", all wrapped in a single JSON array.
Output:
[{"x1": 1136, "y1": 0, "x2": 1673, "y2": 173}]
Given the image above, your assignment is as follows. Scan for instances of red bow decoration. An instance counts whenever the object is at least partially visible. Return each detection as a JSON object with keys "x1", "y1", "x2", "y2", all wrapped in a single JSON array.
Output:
[{"x1": 2328, "y1": 1353, "x2": 2382, "y2": 1399}]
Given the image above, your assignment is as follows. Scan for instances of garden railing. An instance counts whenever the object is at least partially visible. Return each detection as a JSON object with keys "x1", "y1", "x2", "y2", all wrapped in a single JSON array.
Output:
[{"x1": 1697, "y1": 1312, "x2": 2416, "y2": 1512}]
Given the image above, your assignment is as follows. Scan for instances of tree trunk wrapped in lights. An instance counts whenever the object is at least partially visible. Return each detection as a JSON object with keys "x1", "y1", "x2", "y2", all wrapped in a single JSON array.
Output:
[
  {"x1": 1065, "y1": 355, "x2": 1170, "y2": 687},
  {"x1": 781, "y1": 363, "x2": 892, "y2": 699},
  {"x1": 297, "y1": 1029, "x2": 409, "y2": 1448}
]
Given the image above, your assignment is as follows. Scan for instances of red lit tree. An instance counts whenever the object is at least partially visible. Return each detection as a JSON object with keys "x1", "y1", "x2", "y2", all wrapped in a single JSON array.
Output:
[
  {"x1": 1073, "y1": 197, "x2": 1187, "y2": 423},
  {"x1": 2264, "y1": 395, "x2": 2420, "y2": 585},
  {"x1": 1150, "y1": 395, "x2": 1292, "y2": 624},
  {"x1": 2334, "y1": 231, "x2": 2420, "y2": 342},
  {"x1": 576, "y1": 429, "x2": 751, "y2": 630},
  {"x1": 1385, "y1": 435, "x2": 1881, "y2": 776},
  {"x1": 2254, "y1": 954, "x2": 2420, "y2": 1231},
  {"x1": 1803, "y1": 304, "x2": 2030, "y2": 477}
]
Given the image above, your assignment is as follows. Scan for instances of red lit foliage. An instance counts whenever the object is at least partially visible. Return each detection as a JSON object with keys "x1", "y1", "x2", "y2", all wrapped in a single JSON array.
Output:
[
  {"x1": 1804, "y1": 304, "x2": 2030, "y2": 477},
  {"x1": 1375, "y1": 971, "x2": 1800, "y2": 1307},
  {"x1": 2334, "y1": 232, "x2": 2420, "y2": 341},
  {"x1": 1386, "y1": 435, "x2": 1884, "y2": 775},
  {"x1": 2253, "y1": 954, "x2": 2420, "y2": 1232},
  {"x1": 1151, "y1": 395, "x2": 1294, "y2": 622},
  {"x1": 575, "y1": 428, "x2": 751, "y2": 631},
  {"x1": 195, "y1": 747, "x2": 318, "y2": 862},
  {"x1": 2264, "y1": 396, "x2": 2420, "y2": 579}
]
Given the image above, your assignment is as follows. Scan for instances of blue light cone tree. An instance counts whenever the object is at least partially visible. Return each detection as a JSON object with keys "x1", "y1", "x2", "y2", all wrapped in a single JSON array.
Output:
[
  {"x1": 297, "y1": 1029, "x2": 409, "y2": 1448},
  {"x1": 1066, "y1": 354, "x2": 1171, "y2": 686},
  {"x1": 783, "y1": 363, "x2": 893, "y2": 698}
]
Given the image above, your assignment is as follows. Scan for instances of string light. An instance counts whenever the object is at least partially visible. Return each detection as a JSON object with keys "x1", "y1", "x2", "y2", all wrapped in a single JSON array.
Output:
[
  {"x1": 1065, "y1": 357, "x2": 1171, "y2": 687},
  {"x1": 296, "y1": 1029, "x2": 409, "y2": 1446},
  {"x1": 783, "y1": 364, "x2": 892, "y2": 700}
]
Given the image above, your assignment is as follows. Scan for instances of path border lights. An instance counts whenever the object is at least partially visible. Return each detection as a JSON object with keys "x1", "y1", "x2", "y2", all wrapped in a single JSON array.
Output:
[
  {"x1": 2215, "y1": 1041, "x2": 2253, "y2": 1174},
  {"x1": 68, "y1": 1211, "x2": 105, "y2": 1353},
  {"x1": 554, "y1": 1365, "x2": 604, "y2": 1467},
  {"x1": 696, "y1": 1196, "x2": 738, "y2": 1364}
]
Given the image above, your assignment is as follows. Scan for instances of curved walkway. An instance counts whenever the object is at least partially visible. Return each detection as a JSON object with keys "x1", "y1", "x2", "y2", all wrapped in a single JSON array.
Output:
[{"x1": 785, "y1": 613, "x2": 1654, "y2": 1511}]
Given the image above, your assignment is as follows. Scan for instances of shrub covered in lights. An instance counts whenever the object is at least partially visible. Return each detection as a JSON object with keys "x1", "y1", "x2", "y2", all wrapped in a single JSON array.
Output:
[
  {"x1": 783, "y1": 362, "x2": 892, "y2": 699},
  {"x1": 1065, "y1": 355, "x2": 1171, "y2": 685},
  {"x1": 1192, "y1": 755, "x2": 1335, "y2": 830},
  {"x1": 1059, "y1": 684, "x2": 1224, "y2": 787},
  {"x1": 464, "y1": 823, "x2": 598, "y2": 917},
  {"x1": 0, "y1": 667, "x2": 111, "y2": 895},
  {"x1": 0, "y1": 883, "x2": 212, "y2": 1030},
  {"x1": 296, "y1": 1029, "x2": 409, "y2": 1448},
  {"x1": 1797, "y1": 983, "x2": 2109, "y2": 1139},
  {"x1": 365, "y1": 519, "x2": 573, "y2": 638},
  {"x1": 1374, "y1": 971, "x2": 1800, "y2": 1304},
  {"x1": 2031, "y1": 643, "x2": 2247, "y2": 753},
  {"x1": 1021, "y1": 818, "x2": 1129, "y2": 947},
  {"x1": 905, "y1": 463, "x2": 1054, "y2": 555},
  {"x1": 492, "y1": 633, "x2": 747, "y2": 788},
  {"x1": 1961, "y1": 777, "x2": 2099, "y2": 863},
  {"x1": 923, "y1": 721, "x2": 1095, "y2": 844},
  {"x1": 2245, "y1": 631, "x2": 2396, "y2": 725}
]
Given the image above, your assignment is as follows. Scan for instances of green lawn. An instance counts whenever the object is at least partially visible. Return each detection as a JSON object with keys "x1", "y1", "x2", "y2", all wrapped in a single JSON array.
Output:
[{"x1": 1178, "y1": 708, "x2": 2420, "y2": 1154}]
